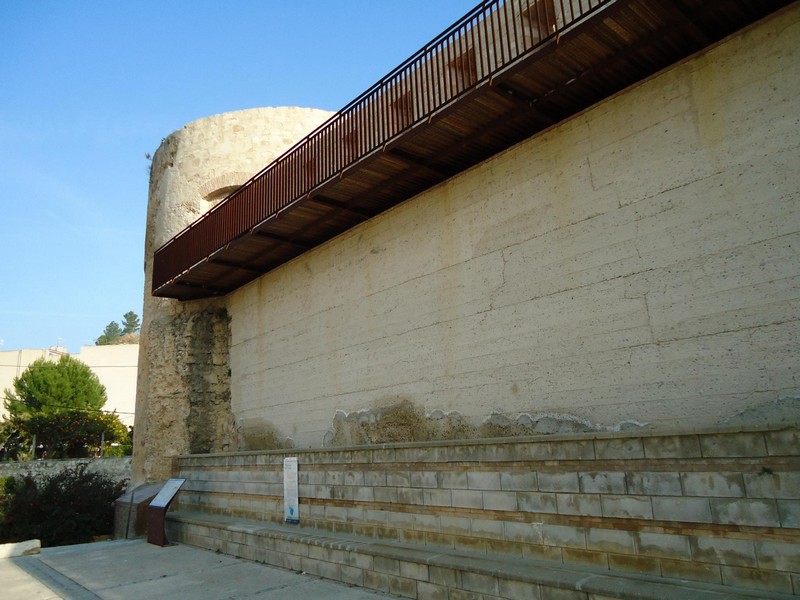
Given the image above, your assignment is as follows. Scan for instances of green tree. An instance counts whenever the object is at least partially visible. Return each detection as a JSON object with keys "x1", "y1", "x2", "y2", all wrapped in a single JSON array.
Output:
[
  {"x1": 95, "y1": 321, "x2": 122, "y2": 345},
  {"x1": 2, "y1": 356, "x2": 127, "y2": 458},
  {"x1": 121, "y1": 311, "x2": 140, "y2": 335}
]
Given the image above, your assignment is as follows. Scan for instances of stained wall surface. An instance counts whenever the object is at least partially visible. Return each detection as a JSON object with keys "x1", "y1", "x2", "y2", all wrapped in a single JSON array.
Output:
[{"x1": 226, "y1": 7, "x2": 799, "y2": 449}]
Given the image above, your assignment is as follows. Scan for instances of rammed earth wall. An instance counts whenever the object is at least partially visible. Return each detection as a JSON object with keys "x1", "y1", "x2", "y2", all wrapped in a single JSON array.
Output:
[
  {"x1": 225, "y1": 5, "x2": 799, "y2": 448},
  {"x1": 137, "y1": 6, "x2": 799, "y2": 483}
]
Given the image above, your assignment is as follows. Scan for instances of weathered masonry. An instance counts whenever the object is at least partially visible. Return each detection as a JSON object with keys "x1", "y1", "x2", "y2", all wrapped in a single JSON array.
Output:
[{"x1": 135, "y1": 1, "x2": 799, "y2": 597}]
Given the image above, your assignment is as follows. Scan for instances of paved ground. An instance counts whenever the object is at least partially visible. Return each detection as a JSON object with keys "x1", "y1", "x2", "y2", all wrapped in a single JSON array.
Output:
[{"x1": 0, "y1": 539, "x2": 403, "y2": 600}]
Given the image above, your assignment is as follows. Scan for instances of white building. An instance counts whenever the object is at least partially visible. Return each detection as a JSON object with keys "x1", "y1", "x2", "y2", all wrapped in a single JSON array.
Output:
[{"x1": 0, "y1": 344, "x2": 138, "y2": 427}]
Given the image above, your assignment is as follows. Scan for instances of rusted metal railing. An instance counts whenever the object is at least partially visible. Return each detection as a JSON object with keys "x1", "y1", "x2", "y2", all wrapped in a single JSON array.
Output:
[{"x1": 153, "y1": 0, "x2": 609, "y2": 293}]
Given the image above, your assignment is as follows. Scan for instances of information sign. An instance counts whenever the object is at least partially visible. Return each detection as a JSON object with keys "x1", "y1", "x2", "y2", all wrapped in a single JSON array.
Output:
[{"x1": 283, "y1": 457, "x2": 299, "y2": 524}]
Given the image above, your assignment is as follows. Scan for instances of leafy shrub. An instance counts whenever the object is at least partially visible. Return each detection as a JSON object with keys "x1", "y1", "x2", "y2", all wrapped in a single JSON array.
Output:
[{"x1": 0, "y1": 464, "x2": 126, "y2": 547}]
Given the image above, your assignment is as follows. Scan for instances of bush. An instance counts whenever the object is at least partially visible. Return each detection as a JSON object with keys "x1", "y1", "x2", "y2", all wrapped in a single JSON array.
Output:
[{"x1": 0, "y1": 465, "x2": 126, "y2": 547}]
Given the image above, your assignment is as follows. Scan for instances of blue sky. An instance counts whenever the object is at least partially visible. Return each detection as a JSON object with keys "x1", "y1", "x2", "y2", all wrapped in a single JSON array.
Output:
[{"x1": 0, "y1": 0, "x2": 476, "y2": 352}]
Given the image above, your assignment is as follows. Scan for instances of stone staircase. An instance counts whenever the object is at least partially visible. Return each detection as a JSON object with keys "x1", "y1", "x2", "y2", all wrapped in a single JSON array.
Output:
[{"x1": 166, "y1": 426, "x2": 800, "y2": 598}]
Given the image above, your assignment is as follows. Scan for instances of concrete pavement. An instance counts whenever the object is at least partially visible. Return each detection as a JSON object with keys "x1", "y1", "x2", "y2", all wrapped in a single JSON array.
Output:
[{"x1": 0, "y1": 539, "x2": 404, "y2": 599}]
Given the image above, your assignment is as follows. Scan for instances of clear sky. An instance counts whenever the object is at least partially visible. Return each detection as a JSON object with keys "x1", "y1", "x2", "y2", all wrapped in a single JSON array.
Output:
[{"x1": 0, "y1": 0, "x2": 477, "y2": 353}]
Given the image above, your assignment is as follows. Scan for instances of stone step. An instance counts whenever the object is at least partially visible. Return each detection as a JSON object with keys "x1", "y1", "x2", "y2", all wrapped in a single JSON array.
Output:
[{"x1": 166, "y1": 511, "x2": 795, "y2": 600}]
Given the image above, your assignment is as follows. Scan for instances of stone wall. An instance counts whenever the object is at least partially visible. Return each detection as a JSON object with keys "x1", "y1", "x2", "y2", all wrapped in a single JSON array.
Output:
[
  {"x1": 171, "y1": 425, "x2": 800, "y2": 594},
  {"x1": 226, "y1": 6, "x2": 799, "y2": 449},
  {"x1": 0, "y1": 457, "x2": 131, "y2": 486},
  {"x1": 133, "y1": 107, "x2": 333, "y2": 485}
]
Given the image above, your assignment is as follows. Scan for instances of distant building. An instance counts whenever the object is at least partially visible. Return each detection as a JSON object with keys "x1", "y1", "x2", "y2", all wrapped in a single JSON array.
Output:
[{"x1": 0, "y1": 344, "x2": 137, "y2": 427}]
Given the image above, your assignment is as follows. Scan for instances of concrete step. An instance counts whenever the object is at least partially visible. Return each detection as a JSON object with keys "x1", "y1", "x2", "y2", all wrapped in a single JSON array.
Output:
[{"x1": 166, "y1": 511, "x2": 796, "y2": 600}]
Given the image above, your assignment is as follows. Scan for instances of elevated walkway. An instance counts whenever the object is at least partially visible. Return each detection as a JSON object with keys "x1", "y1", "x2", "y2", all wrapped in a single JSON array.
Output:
[{"x1": 166, "y1": 425, "x2": 800, "y2": 598}]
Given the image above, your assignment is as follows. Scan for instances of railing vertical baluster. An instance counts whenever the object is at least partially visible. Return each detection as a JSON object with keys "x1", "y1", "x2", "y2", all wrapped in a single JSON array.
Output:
[{"x1": 153, "y1": 0, "x2": 617, "y2": 294}]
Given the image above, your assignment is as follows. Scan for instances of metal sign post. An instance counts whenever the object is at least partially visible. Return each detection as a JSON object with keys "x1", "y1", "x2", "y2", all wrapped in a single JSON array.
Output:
[{"x1": 147, "y1": 478, "x2": 186, "y2": 546}]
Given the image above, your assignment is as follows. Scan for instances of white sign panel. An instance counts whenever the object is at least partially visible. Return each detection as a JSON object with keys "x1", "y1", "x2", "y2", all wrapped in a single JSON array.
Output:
[
  {"x1": 283, "y1": 457, "x2": 299, "y2": 524},
  {"x1": 149, "y1": 478, "x2": 186, "y2": 508}
]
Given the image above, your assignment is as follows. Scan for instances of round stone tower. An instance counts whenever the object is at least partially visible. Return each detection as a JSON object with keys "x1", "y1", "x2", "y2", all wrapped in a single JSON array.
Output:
[{"x1": 133, "y1": 107, "x2": 332, "y2": 485}]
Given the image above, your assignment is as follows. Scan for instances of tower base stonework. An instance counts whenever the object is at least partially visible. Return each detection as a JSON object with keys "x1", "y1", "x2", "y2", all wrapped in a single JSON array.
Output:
[{"x1": 133, "y1": 107, "x2": 333, "y2": 486}]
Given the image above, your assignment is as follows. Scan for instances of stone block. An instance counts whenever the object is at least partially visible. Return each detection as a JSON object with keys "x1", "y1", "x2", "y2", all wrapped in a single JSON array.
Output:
[
  {"x1": 364, "y1": 470, "x2": 387, "y2": 486},
  {"x1": 627, "y1": 471, "x2": 681, "y2": 496},
  {"x1": 607, "y1": 553, "x2": 661, "y2": 576},
  {"x1": 397, "y1": 487, "x2": 424, "y2": 505},
  {"x1": 389, "y1": 575, "x2": 418, "y2": 598},
  {"x1": 340, "y1": 564, "x2": 364, "y2": 586},
  {"x1": 325, "y1": 471, "x2": 344, "y2": 486},
  {"x1": 542, "y1": 523, "x2": 587, "y2": 549},
  {"x1": 471, "y1": 518, "x2": 505, "y2": 539},
  {"x1": 765, "y1": 428, "x2": 800, "y2": 456},
  {"x1": 399, "y1": 560, "x2": 428, "y2": 581},
  {"x1": 410, "y1": 471, "x2": 438, "y2": 488},
  {"x1": 453, "y1": 534, "x2": 487, "y2": 553},
  {"x1": 562, "y1": 547, "x2": 609, "y2": 569},
  {"x1": 778, "y1": 499, "x2": 800, "y2": 527},
  {"x1": 452, "y1": 489, "x2": 483, "y2": 509},
  {"x1": 483, "y1": 490, "x2": 518, "y2": 511},
  {"x1": 448, "y1": 590, "x2": 485, "y2": 600},
  {"x1": 425, "y1": 531, "x2": 454, "y2": 547},
  {"x1": 635, "y1": 532, "x2": 691, "y2": 560},
  {"x1": 374, "y1": 487, "x2": 399, "y2": 503},
  {"x1": 441, "y1": 516, "x2": 471, "y2": 536},
  {"x1": 537, "y1": 587, "x2": 588, "y2": 600},
  {"x1": 651, "y1": 496, "x2": 712, "y2": 523},
  {"x1": 402, "y1": 529, "x2": 426, "y2": 545},
  {"x1": 373, "y1": 449, "x2": 397, "y2": 464},
  {"x1": 325, "y1": 505, "x2": 348, "y2": 521},
  {"x1": 344, "y1": 470, "x2": 365, "y2": 486},
  {"x1": 413, "y1": 513, "x2": 439, "y2": 532},
  {"x1": 343, "y1": 549, "x2": 374, "y2": 570},
  {"x1": 462, "y1": 571, "x2": 499, "y2": 595},
  {"x1": 438, "y1": 471, "x2": 469, "y2": 489},
  {"x1": 417, "y1": 581, "x2": 449, "y2": 600},
  {"x1": 538, "y1": 472, "x2": 580, "y2": 493},
  {"x1": 659, "y1": 558, "x2": 721, "y2": 584},
  {"x1": 353, "y1": 487, "x2": 375, "y2": 502},
  {"x1": 700, "y1": 432, "x2": 767, "y2": 458},
  {"x1": 424, "y1": 488, "x2": 452, "y2": 507},
  {"x1": 522, "y1": 543, "x2": 564, "y2": 562},
  {"x1": 429, "y1": 565, "x2": 461, "y2": 587},
  {"x1": 517, "y1": 491, "x2": 558, "y2": 513},
  {"x1": 467, "y1": 471, "x2": 502, "y2": 490},
  {"x1": 600, "y1": 495, "x2": 653, "y2": 519},
  {"x1": 505, "y1": 521, "x2": 544, "y2": 544},
  {"x1": 744, "y1": 471, "x2": 800, "y2": 499},
  {"x1": 754, "y1": 540, "x2": 800, "y2": 572},
  {"x1": 556, "y1": 493, "x2": 602, "y2": 516},
  {"x1": 374, "y1": 555, "x2": 400, "y2": 575},
  {"x1": 387, "y1": 471, "x2": 411, "y2": 487},
  {"x1": 579, "y1": 471, "x2": 627, "y2": 494},
  {"x1": 689, "y1": 536, "x2": 756, "y2": 567},
  {"x1": 721, "y1": 565, "x2": 793, "y2": 594},
  {"x1": 585, "y1": 528, "x2": 636, "y2": 554},
  {"x1": 710, "y1": 498, "x2": 781, "y2": 527},
  {"x1": 500, "y1": 471, "x2": 538, "y2": 491},
  {"x1": 595, "y1": 437, "x2": 645, "y2": 460},
  {"x1": 364, "y1": 570, "x2": 390, "y2": 593},
  {"x1": 551, "y1": 440, "x2": 596, "y2": 460},
  {"x1": 499, "y1": 578, "x2": 542, "y2": 600},
  {"x1": 681, "y1": 472, "x2": 744, "y2": 497},
  {"x1": 642, "y1": 435, "x2": 702, "y2": 459}
]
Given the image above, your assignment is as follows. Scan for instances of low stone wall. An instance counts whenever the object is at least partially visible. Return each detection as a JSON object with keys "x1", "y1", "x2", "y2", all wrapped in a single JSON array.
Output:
[
  {"x1": 173, "y1": 426, "x2": 800, "y2": 595},
  {"x1": 0, "y1": 457, "x2": 131, "y2": 487}
]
